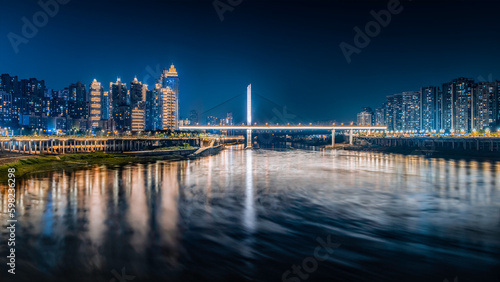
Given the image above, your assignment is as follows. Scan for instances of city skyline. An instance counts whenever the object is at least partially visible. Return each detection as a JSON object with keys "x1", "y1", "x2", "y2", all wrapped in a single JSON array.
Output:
[
  {"x1": 0, "y1": 64, "x2": 180, "y2": 133},
  {"x1": 2, "y1": 69, "x2": 500, "y2": 133}
]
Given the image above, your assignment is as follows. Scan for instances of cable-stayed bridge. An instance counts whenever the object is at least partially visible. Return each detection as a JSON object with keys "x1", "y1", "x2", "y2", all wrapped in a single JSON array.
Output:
[{"x1": 180, "y1": 84, "x2": 386, "y2": 147}]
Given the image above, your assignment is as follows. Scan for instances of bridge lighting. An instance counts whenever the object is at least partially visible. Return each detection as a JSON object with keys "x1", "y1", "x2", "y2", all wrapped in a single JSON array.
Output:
[{"x1": 247, "y1": 84, "x2": 252, "y2": 126}]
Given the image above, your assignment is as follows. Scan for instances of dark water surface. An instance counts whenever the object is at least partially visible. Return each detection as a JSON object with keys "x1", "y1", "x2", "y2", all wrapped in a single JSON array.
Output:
[{"x1": 1, "y1": 146, "x2": 500, "y2": 281}]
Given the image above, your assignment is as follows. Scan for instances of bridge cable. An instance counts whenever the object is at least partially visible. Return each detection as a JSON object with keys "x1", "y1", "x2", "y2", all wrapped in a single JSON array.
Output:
[{"x1": 200, "y1": 93, "x2": 243, "y2": 116}]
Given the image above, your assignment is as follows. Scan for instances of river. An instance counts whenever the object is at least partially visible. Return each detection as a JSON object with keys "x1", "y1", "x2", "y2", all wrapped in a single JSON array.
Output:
[{"x1": 1, "y1": 146, "x2": 499, "y2": 281}]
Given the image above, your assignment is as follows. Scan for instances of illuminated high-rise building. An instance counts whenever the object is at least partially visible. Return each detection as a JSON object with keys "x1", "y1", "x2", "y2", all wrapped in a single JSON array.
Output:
[
  {"x1": 131, "y1": 101, "x2": 145, "y2": 132},
  {"x1": 145, "y1": 89, "x2": 161, "y2": 131},
  {"x1": 160, "y1": 64, "x2": 179, "y2": 129},
  {"x1": 110, "y1": 78, "x2": 130, "y2": 131},
  {"x1": 89, "y1": 79, "x2": 103, "y2": 129},
  {"x1": 452, "y1": 78, "x2": 475, "y2": 133},
  {"x1": 385, "y1": 93, "x2": 403, "y2": 131},
  {"x1": 474, "y1": 81, "x2": 495, "y2": 130},
  {"x1": 144, "y1": 65, "x2": 179, "y2": 131},
  {"x1": 420, "y1": 86, "x2": 439, "y2": 132},
  {"x1": 374, "y1": 106, "x2": 385, "y2": 126},
  {"x1": 225, "y1": 112, "x2": 234, "y2": 125},
  {"x1": 0, "y1": 74, "x2": 20, "y2": 126},
  {"x1": 163, "y1": 64, "x2": 179, "y2": 96},
  {"x1": 189, "y1": 110, "x2": 199, "y2": 124},
  {"x1": 68, "y1": 81, "x2": 87, "y2": 119},
  {"x1": 357, "y1": 110, "x2": 373, "y2": 126},
  {"x1": 401, "y1": 91, "x2": 420, "y2": 131},
  {"x1": 495, "y1": 81, "x2": 500, "y2": 126},
  {"x1": 0, "y1": 91, "x2": 13, "y2": 127},
  {"x1": 102, "y1": 91, "x2": 110, "y2": 120},
  {"x1": 440, "y1": 78, "x2": 475, "y2": 132},
  {"x1": 130, "y1": 76, "x2": 147, "y2": 107}
]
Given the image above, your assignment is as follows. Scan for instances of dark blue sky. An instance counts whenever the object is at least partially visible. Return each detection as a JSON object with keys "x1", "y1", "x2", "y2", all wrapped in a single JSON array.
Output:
[{"x1": 1, "y1": 0, "x2": 499, "y2": 123}]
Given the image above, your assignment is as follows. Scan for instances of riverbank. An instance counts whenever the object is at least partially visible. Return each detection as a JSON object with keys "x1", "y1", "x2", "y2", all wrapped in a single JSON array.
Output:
[
  {"x1": 0, "y1": 144, "x2": 229, "y2": 181},
  {"x1": 0, "y1": 152, "x2": 186, "y2": 181},
  {"x1": 342, "y1": 144, "x2": 500, "y2": 160}
]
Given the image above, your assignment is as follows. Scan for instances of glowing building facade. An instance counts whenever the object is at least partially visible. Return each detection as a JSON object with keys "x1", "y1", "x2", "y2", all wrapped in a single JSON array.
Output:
[
  {"x1": 89, "y1": 79, "x2": 103, "y2": 129},
  {"x1": 110, "y1": 78, "x2": 130, "y2": 132},
  {"x1": 145, "y1": 65, "x2": 179, "y2": 131}
]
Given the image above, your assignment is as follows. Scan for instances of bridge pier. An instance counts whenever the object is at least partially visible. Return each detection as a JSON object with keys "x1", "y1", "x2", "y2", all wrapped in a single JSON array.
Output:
[
  {"x1": 331, "y1": 129, "x2": 335, "y2": 147},
  {"x1": 246, "y1": 129, "x2": 252, "y2": 148}
]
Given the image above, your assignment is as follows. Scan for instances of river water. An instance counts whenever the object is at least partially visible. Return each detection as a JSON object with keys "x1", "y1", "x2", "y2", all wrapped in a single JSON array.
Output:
[{"x1": 1, "y1": 146, "x2": 499, "y2": 281}]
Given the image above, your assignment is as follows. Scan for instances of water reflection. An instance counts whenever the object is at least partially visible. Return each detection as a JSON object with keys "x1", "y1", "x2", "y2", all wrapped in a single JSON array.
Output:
[
  {"x1": 244, "y1": 149, "x2": 255, "y2": 232},
  {"x1": 1, "y1": 148, "x2": 500, "y2": 281}
]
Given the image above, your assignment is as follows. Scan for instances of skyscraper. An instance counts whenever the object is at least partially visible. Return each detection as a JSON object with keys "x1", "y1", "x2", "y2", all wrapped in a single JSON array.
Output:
[
  {"x1": 131, "y1": 101, "x2": 145, "y2": 132},
  {"x1": 495, "y1": 81, "x2": 500, "y2": 128},
  {"x1": 385, "y1": 93, "x2": 403, "y2": 131},
  {"x1": 68, "y1": 81, "x2": 87, "y2": 120},
  {"x1": 102, "y1": 91, "x2": 110, "y2": 120},
  {"x1": 189, "y1": 110, "x2": 199, "y2": 124},
  {"x1": 401, "y1": 91, "x2": 420, "y2": 132},
  {"x1": 420, "y1": 86, "x2": 439, "y2": 132},
  {"x1": 162, "y1": 86, "x2": 177, "y2": 130},
  {"x1": 145, "y1": 88, "x2": 161, "y2": 131},
  {"x1": 50, "y1": 90, "x2": 67, "y2": 118},
  {"x1": 145, "y1": 65, "x2": 179, "y2": 131},
  {"x1": 110, "y1": 78, "x2": 130, "y2": 132},
  {"x1": 0, "y1": 91, "x2": 13, "y2": 127},
  {"x1": 20, "y1": 78, "x2": 46, "y2": 117},
  {"x1": 357, "y1": 110, "x2": 373, "y2": 126},
  {"x1": 440, "y1": 82, "x2": 453, "y2": 131},
  {"x1": 452, "y1": 78, "x2": 475, "y2": 133},
  {"x1": 161, "y1": 64, "x2": 179, "y2": 128},
  {"x1": 130, "y1": 76, "x2": 147, "y2": 107},
  {"x1": 0, "y1": 74, "x2": 19, "y2": 126},
  {"x1": 89, "y1": 79, "x2": 103, "y2": 129},
  {"x1": 374, "y1": 106, "x2": 385, "y2": 126},
  {"x1": 474, "y1": 81, "x2": 495, "y2": 130}
]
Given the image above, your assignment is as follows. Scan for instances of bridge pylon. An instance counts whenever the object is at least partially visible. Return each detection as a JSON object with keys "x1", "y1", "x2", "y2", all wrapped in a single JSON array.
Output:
[{"x1": 246, "y1": 84, "x2": 252, "y2": 148}]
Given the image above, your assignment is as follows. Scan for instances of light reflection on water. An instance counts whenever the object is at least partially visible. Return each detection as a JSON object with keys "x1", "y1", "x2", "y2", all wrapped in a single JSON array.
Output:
[{"x1": 1, "y1": 146, "x2": 500, "y2": 281}]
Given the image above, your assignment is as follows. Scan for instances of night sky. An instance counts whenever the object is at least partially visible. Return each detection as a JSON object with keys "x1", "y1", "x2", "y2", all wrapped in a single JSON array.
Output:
[{"x1": 1, "y1": 0, "x2": 499, "y2": 123}]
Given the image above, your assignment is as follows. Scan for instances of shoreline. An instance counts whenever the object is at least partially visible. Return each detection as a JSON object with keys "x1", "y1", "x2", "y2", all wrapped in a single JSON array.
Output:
[
  {"x1": 341, "y1": 145, "x2": 500, "y2": 161},
  {"x1": 0, "y1": 145, "x2": 230, "y2": 181},
  {"x1": 0, "y1": 151, "x2": 190, "y2": 181}
]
